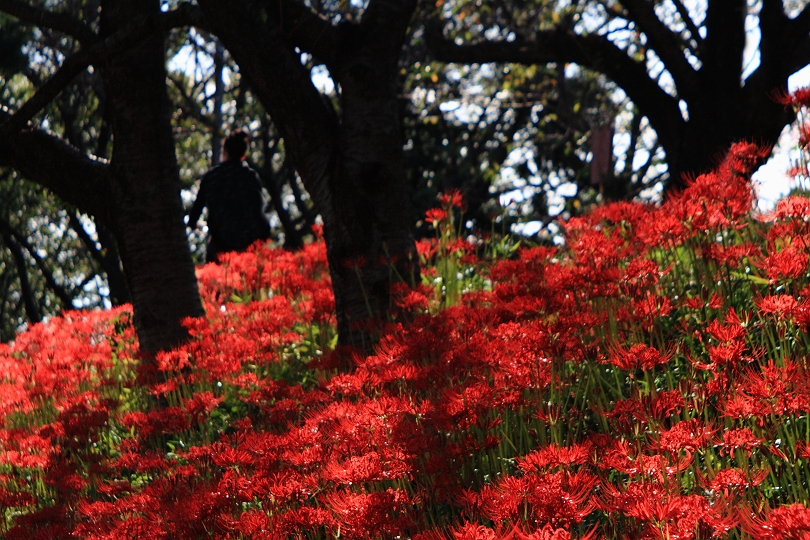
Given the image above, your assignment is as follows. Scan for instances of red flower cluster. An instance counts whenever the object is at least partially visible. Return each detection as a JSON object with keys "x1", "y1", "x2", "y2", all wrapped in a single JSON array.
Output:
[{"x1": 3, "y1": 143, "x2": 810, "y2": 538}]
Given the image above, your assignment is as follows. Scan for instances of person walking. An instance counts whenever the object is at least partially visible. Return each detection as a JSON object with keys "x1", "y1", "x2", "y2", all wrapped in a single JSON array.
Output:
[{"x1": 187, "y1": 130, "x2": 271, "y2": 263}]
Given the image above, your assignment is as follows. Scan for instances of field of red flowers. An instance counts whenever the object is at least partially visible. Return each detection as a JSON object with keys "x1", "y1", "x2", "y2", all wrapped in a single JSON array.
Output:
[{"x1": 3, "y1": 141, "x2": 810, "y2": 539}]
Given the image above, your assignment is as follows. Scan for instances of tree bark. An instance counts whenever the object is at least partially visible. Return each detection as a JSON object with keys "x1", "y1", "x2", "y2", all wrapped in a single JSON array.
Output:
[
  {"x1": 68, "y1": 212, "x2": 131, "y2": 306},
  {"x1": 99, "y1": 0, "x2": 204, "y2": 356}
]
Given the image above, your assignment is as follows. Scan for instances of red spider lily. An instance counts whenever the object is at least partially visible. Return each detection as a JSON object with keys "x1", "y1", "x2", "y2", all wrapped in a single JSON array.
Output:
[
  {"x1": 760, "y1": 248, "x2": 808, "y2": 282},
  {"x1": 479, "y1": 470, "x2": 597, "y2": 529},
  {"x1": 647, "y1": 390, "x2": 686, "y2": 421},
  {"x1": 598, "y1": 481, "x2": 737, "y2": 538},
  {"x1": 796, "y1": 441, "x2": 810, "y2": 459},
  {"x1": 774, "y1": 86, "x2": 810, "y2": 108},
  {"x1": 655, "y1": 419, "x2": 716, "y2": 454},
  {"x1": 183, "y1": 391, "x2": 222, "y2": 423},
  {"x1": 451, "y1": 522, "x2": 502, "y2": 540},
  {"x1": 707, "y1": 467, "x2": 770, "y2": 492},
  {"x1": 740, "y1": 503, "x2": 810, "y2": 538},
  {"x1": 620, "y1": 257, "x2": 663, "y2": 297},
  {"x1": 684, "y1": 291, "x2": 725, "y2": 311},
  {"x1": 517, "y1": 442, "x2": 594, "y2": 472},
  {"x1": 757, "y1": 294, "x2": 803, "y2": 318},
  {"x1": 707, "y1": 341, "x2": 747, "y2": 366},
  {"x1": 601, "y1": 439, "x2": 693, "y2": 479},
  {"x1": 703, "y1": 241, "x2": 760, "y2": 266},
  {"x1": 324, "y1": 488, "x2": 416, "y2": 539},
  {"x1": 765, "y1": 195, "x2": 810, "y2": 221},
  {"x1": 425, "y1": 207, "x2": 449, "y2": 225},
  {"x1": 605, "y1": 343, "x2": 674, "y2": 371},
  {"x1": 706, "y1": 317, "x2": 746, "y2": 343},
  {"x1": 719, "y1": 427, "x2": 764, "y2": 456},
  {"x1": 440, "y1": 188, "x2": 465, "y2": 210},
  {"x1": 515, "y1": 524, "x2": 590, "y2": 540}
]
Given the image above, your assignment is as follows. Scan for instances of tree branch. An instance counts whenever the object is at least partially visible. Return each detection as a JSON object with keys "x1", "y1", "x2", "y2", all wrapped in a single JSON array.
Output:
[
  {"x1": 0, "y1": 216, "x2": 75, "y2": 308},
  {"x1": 356, "y1": 0, "x2": 419, "y2": 57},
  {"x1": 786, "y1": 37, "x2": 810, "y2": 76},
  {"x1": 0, "y1": 112, "x2": 111, "y2": 223},
  {"x1": 168, "y1": 73, "x2": 217, "y2": 128},
  {"x1": 0, "y1": 3, "x2": 203, "y2": 144},
  {"x1": 700, "y1": 0, "x2": 746, "y2": 93},
  {"x1": 0, "y1": 227, "x2": 41, "y2": 324},
  {"x1": 670, "y1": 0, "x2": 703, "y2": 49},
  {"x1": 258, "y1": 0, "x2": 340, "y2": 66},
  {"x1": 68, "y1": 213, "x2": 118, "y2": 299},
  {"x1": 0, "y1": 0, "x2": 97, "y2": 45},
  {"x1": 755, "y1": 0, "x2": 791, "y2": 82},
  {"x1": 617, "y1": 0, "x2": 698, "y2": 99},
  {"x1": 427, "y1": 26, "x2": 685, "y2": 152},
  {"x1": 67, "y1": 213, "x2": 130, "y2": 305},
  {"x1": 788, "y1": 0, "x2": 810, "y2": 53}
]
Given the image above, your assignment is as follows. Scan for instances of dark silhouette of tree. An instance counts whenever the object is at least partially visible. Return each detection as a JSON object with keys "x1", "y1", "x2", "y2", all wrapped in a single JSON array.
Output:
[{"x1": 427, "y1": 0, "x2": 810, "y2": 190}]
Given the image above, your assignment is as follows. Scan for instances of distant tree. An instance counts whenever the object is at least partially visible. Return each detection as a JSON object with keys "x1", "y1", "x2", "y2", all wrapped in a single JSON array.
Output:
[
  {"x1": 401, "y1": 59, "x2": 629, "y2": 236},
  {"x1": 0, "y1": 173, "x2": 110, "y2": 341},
  {"x1": 428, "y1": 0, "x2": 810, "y2": 190}
]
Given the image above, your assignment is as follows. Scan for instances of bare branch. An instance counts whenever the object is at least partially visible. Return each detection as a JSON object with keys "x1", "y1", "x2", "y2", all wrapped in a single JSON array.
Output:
[
  {"x1": 788, "y1": 0, "x2": 810, "y2": 50},
  {"x1": 0, "y1": 0, "x2": 97, "y2": 45},
  {"x1": 670, "y1": 0, "x2": 703, "y2": 48},
  {"x1": 0, "y1": 227, "x2": 41, "y2": 324},
  {"x1": 0, "y1": 217, "x2": 74, "y2": 307},
  {"x1": 782, "y1": 2, "x2": 810, "y2": 75},
  {"x1": 617, "y1": 0, "x2": 698, "y2": 99},
  {"x1": 168, "y1": 73, "x2": 216, "y2": 128}
]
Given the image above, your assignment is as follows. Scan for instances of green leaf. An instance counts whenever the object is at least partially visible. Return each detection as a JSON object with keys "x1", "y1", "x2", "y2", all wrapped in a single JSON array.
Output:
[{"x1": 730, "y1": 272, "x2": 770, "y2": 286}]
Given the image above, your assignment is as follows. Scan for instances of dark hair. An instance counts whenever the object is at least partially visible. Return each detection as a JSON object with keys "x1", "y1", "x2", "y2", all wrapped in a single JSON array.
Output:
[{"x1": 223, "y1": 130, "x2": 249, "y2": 160}]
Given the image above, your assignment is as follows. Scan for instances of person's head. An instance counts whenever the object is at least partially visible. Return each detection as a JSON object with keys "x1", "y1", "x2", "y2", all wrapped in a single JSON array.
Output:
[{"x1": 222, "y1": 130, "x2": 249, "y2": 162}]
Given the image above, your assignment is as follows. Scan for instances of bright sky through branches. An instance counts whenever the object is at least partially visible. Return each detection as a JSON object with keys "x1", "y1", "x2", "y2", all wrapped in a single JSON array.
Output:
[{"x1": 165, "y1": 1, "x2": 810, "y2": 219}]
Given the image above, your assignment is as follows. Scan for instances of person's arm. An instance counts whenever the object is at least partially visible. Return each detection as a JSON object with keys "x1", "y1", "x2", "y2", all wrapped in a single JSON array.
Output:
[
  {"x1": 186, "y1": 178, "x2": 206, "y2": 227},
  {"x1": 253, "y1": 172, "x2": 270, "y2": 215}
]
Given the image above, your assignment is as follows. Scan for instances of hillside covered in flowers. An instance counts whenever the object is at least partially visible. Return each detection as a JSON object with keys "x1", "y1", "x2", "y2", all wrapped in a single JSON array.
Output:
[{"x1": 3, "y1": 142, "x2": 810, "y2": 538}]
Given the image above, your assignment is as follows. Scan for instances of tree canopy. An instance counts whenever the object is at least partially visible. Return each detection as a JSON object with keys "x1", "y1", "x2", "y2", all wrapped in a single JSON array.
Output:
[{"x1": 429, "y1": 0, "x2": 810, "y2": 190}]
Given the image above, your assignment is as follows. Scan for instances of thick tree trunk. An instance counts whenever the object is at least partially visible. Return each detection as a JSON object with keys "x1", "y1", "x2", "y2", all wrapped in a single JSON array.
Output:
[
  {"x1": 326, "y1": 52, "x2": 417, "y2": 348},
  {"x1": 663, "y1": 0, "x2": 794, "y2": 189},
  {"x1": 666, "y1": 98, "x2": 794, "y2": 189},
  {"x1": 99, "y1": 0, "x2": 204, "y2": 356}
]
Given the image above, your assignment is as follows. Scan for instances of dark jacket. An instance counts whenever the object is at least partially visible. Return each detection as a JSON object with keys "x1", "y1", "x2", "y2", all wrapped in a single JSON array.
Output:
[{"x1": 188, "y1": 160, "x2": 270, "y2": 260}]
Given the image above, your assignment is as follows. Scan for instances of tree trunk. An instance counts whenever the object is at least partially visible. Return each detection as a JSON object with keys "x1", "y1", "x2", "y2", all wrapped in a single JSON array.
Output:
[
  {"x1": 326, "y1": 49, "x2": 417, "y2": 348},
  {"x1": 99, "y1": 0, "x2": 204, "y2": 356}
]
